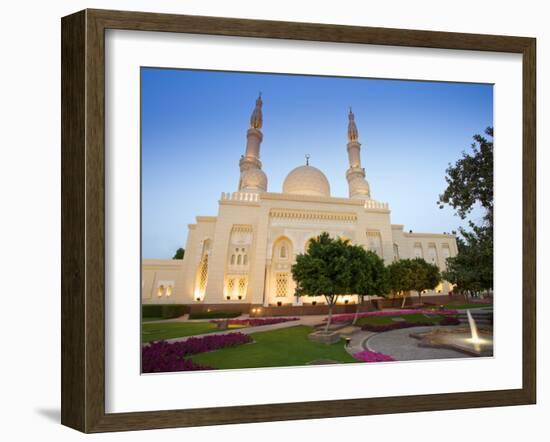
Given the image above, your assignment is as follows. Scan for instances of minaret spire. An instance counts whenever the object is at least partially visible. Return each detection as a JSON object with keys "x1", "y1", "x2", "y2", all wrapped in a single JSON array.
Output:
[
  {"x1": 348, "y1": 108, "x2": 359, "y2": 142},
  {"x1": 238, "y1": 94, "x2": 268, "y2": 193},
  {"x1": 250, "y1": 92, "x2": 263, "y2": 129},
  {"x1": 345, "y1": 108, "x2": 371, "y2": 199}
]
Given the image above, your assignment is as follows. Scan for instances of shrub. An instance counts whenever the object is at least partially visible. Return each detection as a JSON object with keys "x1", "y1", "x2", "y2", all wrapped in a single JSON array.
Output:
[
  {"x1": 352, "y1": 350, "x2": 395, "y2": 362},
  {"x1": 361, "y1": 320, "x2": 434, "y2": 332},
  {"x1": 142, "y1": 304, "x2": 188, "y2": 319},
  {"x1": 361, "y1": 315, "x2": 461, "y2": 332},
  {"x1": 188, "y1": 311, "x2": 242, "y2": 320},
  {"x1": 439, "y1": 316, "x2": 461, "y2": 326},
  {"x1": 330, "y1": 308, "x2": 458, "y2": 323}
]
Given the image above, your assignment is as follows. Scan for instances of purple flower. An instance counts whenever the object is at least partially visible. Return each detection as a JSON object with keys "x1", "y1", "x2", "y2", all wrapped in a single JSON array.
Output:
[
  {"x1": 142, "y1": 332, "x2": 253, "y2": 373},
  {"x1": 353, "y1": 350, "x2": 395, "y2": 363}
]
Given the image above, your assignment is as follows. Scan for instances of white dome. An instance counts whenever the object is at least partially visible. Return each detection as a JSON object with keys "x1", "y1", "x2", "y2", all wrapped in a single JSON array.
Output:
[
  {"x1": 240, "y1": 168, "x2": 267, "y2": 192},
  {"x1": 282, "y1": 165, "x2": 331, "y2": 197}
]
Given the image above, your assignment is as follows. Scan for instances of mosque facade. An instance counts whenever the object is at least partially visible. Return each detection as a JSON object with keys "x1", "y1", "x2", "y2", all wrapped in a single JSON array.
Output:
[{"x1": 142, "y1": 95, "x2": 458, "y2": 310}]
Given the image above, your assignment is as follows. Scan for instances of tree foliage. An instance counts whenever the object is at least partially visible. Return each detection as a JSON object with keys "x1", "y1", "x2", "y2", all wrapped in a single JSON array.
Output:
[
  {"x1": 438, "y1": 127, "x2": 493, "y2": 226},
  {"x1": 348, "y1": 246, "x2": 389, "y2": 323},
  {"x1": 438, "y1": 127, "x2": 494, "y2": 294},
  {"x1": 443, "y1": 224, "x2": 493, "y2": 293},
  {"x1": 292, "y1": 233, "x2": 355, "y2": 331},
  {"x1": 387, "y1": 258, "x2": 441, "y2": 304},
  {"x1": 172, "y1": 248, "x2": 185, "y2": 260}
]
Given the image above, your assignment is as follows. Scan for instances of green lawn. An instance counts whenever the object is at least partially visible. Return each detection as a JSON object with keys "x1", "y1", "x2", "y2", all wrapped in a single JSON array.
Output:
[
  {"x1": 191, "y1": 325, "x2": 357, "y2": 369},
  {"x1": 142, "y1": 317, "x2": 165, "y2": 323},
  {"x1": 142, "y1": 321, "x2": 250, "y2": 343},
  {"x1": 142, "y1": 321, "x2": 218, "y2": 343},
  {"x1": 355, "y1": 313, "x2": 444, "y2": 327}
]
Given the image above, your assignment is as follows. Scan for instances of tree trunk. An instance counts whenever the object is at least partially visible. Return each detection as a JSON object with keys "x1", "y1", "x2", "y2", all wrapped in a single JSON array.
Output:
[
  {"x1": 325, "y1": 305, "x2": 333, "y2": 333},
  {"x1": 325, "y1": 296, "x2": 334, "y2": 333},
  {"x1": 418, "y1": 290, "x2": 423, "y2": 304},
  {"x1": 352, "y1": 296, "x2": 363, "y2": 325},
  {"x1": 401, "y1": 291, "x2": 408, "y2": 308}
]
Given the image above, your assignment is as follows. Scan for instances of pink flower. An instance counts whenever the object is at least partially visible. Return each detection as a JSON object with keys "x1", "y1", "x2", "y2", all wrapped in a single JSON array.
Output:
[{"x1": 352, "y1": 350, "x2": 395, "y2": 363}]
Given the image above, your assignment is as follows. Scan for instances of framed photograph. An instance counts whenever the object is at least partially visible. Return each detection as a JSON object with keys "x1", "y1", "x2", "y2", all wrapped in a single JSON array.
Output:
[{"x1": 61, "y1": 9, "x2": 536, "y2": 433}]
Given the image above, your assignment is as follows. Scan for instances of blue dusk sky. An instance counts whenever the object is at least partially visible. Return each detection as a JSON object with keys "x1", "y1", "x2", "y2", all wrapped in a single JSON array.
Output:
[{"x1": 141, "y1": 68, "x2": 493, "y2": 259}]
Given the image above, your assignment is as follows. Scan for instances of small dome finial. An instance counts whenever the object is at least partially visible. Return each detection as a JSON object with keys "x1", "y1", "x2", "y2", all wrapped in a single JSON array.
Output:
[
  {"x1": 250, "y1": 93, "x2": 263, "y2": 129},
  {"x1": 348, "y1": 107, "x2": 359, "y2": 142},
  {"x1": 305, "y1": 154, "x2": 310, "y2": 166}
]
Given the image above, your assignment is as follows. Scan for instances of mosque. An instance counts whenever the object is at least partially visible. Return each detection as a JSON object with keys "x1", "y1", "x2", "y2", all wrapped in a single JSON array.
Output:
[{"x1": 142, "y1": 95, "x2": 458, "y2": 312}]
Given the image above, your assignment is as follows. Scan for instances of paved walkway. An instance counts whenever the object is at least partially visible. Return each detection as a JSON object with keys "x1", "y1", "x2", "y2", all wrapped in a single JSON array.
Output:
[
  {"x1": 365, "y1": 326, "x2": 471, "y2": 361},
  {"x1": 161, "y1": 315, "x2": 328, "y2": 344}
]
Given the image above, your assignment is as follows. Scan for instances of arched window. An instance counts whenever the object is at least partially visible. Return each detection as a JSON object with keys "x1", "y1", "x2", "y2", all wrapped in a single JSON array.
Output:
[
  {"x1": 272, "y1": 237, "x2": 293, "y2": 261},
  {"x1": 366, "y1": 231, "x2": 382, "y2": 256},
  {"x1": 414, "y1": 242, "x2": 423, "y2": 258},
  {"x1": 238, "y1": 278, "x2": 247, "y2": 297},
  {"x1": 226, "y1": 278, "x2": 235, "y2": 297},
  {"x1": 441, "y1": 244, "x2": 451, "y2": 270},
  {"x1": 428, "y1": 243, "x2": 437, "y2": 264},
  {"x1": 393, "y1": 243, "x2": 399, "y2": 261},
  {"x1": 231, "y1": 254, "x2": 235, "y2": 265},
  {"x1": 197, "y1": 255, "x2": 209, "y2": 293},
  {"x1": 275, "y1": 273, "x2": 289, "y2": 297},
  {"x1": 237, "y1": 255, "x2": 242, "y2": 265},
  {"x1": 243, "y1": 254, "x2": 248, "y2": 265},
  {"x1": 157, "y1": 284, "x2": 165, "y2": 297},
  {"x1": 196, "y1": 239, "x2": 211, "y2": 296}
]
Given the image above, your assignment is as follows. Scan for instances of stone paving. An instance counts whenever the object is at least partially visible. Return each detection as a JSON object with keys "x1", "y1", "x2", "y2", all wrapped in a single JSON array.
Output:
[{"x1": 365, "y1": 326, "x2": 472, "y2": 361}]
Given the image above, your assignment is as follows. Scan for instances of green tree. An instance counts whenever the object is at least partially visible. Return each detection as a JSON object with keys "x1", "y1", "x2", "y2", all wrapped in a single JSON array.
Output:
[
  {"x1": 387, "y1": 259, "x2": 414, "y2": 308},
  {"x1": 438, "y1": 127, "x2": 494, "y2": 294},
  {"x1": 349, "y1": 246, "x2": 389, "y2": 324},
  {"x1": 172, "y1": 248, "x2": 185, "y2": 260},
  {"x1": 409, "y1": 258, "x2": 441, "y2": 304},
  {"x1": 443, "y1": 224, "x2": 493, "y2": 295},
  {"x1": 292, "y1": 233, "x2": 354, "y2": 332},
  {"x1": 438, "y1": 127, "x2": 493, "y2": 226},
  {"x1": 387, "y1": 258, "x2": 441, "y2": 306}
]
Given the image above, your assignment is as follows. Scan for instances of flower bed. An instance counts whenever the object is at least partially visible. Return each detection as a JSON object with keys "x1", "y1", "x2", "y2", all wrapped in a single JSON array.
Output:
[
  {"x1": 211, "y1": 317, "x2": 299, "y2": 327},
  {"x1": 142, "y1": 332, "x2": 253, "y2": 373},
  {"x1": 142, "y1": 351, "x2": 213, "y2": 373},
  {"x1": 330, "y1": 308, "x2": 458, "y2": 323},
  {"x1": 352, "y1": 350, "x2": 395, "y2": 363},
  {"x1": 361, "y1": 316, "x2": 461, "y2": 332}
]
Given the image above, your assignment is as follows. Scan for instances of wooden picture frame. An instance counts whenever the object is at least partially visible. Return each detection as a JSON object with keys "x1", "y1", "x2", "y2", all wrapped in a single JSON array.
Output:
[{"x1": 61, "y1": 9, "x2": 536, "y2": 433}]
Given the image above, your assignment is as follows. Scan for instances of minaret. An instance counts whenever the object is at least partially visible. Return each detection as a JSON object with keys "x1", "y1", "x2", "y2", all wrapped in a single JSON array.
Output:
[
  {"x1": 345, "y1": 109, "x2": 371, "y2": 199},
  {"x1": 238, "y1": 93, "x2": 268, "y2": 192}
]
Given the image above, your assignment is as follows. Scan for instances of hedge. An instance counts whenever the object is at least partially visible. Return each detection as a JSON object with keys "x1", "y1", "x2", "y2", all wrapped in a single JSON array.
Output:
[
  {"x1": 142, "y1": 304, "x2": 188, "y2": 319},
  {"x1": 188, "y1": 311, "x2": 242, "y2": 320}
]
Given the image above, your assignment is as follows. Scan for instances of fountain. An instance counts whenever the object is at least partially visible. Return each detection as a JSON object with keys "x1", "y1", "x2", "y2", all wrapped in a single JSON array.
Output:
[{"x1": 410, "y1": 309, "x2": 493, "y2": 357}]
